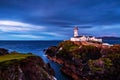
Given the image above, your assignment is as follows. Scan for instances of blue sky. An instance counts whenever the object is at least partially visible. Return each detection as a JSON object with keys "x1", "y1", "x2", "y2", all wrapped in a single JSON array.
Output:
[{"x1": 0, "y1": 0, "x2": 120, "y2": 40}]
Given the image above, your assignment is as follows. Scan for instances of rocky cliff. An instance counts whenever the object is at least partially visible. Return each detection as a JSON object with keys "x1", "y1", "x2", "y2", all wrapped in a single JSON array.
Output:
[
  {"x1": 0, "y1": 49, "x2": 55, "y2": 80},
  {"x1": 45, "y1": 41, "x2": 120, "y2": 80}
]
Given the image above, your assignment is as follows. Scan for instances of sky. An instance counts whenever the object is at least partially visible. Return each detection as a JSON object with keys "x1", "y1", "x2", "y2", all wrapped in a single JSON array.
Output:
[{"x1": 0, "y1": 0, "x2": 120, "y2": 40}]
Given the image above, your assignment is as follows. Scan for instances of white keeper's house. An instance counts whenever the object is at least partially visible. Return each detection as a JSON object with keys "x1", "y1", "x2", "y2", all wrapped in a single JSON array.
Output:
[{"x1": 70, "y1": 27, "x2": 102, "y2": 42}]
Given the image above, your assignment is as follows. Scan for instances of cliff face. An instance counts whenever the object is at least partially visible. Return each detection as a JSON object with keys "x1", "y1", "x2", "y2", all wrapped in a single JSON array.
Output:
[
  {"x1": 0, "y1": 49, "x2": 55, "y2": 80},
  {"x1": 45, "y1": 41, "x2": 120, "y2": 80}
]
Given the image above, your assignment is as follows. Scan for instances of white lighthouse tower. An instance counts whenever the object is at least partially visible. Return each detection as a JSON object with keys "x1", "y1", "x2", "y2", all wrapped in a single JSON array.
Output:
[{"x1": 74, "y1": 26, "x2": 79, "y2": 37}]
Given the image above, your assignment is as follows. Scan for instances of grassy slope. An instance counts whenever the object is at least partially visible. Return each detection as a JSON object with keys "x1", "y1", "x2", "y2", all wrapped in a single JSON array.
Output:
[{"x1": 0, "y1": 53, "x2": 33, "y2": 63}]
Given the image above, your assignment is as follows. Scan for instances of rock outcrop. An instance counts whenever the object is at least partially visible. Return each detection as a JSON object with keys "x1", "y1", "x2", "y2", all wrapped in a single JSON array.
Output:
[
  {"x1": 45, "y1": 41, "x2": 120, "y2": 80},
  {"x1": 0, "y1": 48, "x2": 9, "y2": 55},
  {"x1": 0, "y1": 48, "x2": 55, "y2": 80}
]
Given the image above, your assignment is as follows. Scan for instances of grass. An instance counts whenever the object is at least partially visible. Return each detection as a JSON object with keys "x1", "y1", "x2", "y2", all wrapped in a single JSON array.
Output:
[{"x1": 0, "y1": 53, "x2": 33, "y2": 63}]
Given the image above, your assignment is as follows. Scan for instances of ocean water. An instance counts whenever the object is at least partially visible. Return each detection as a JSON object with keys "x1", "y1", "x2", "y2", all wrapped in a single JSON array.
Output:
[
  {"x1": 0, "y1": 39, "x2": 120, "y2": 80},
  {"x1": 103, "y1": 39, "x2": 120, "y2": 44},
  {"x1": 0, "y1": 40, "x2": 71, "y2": 80}
]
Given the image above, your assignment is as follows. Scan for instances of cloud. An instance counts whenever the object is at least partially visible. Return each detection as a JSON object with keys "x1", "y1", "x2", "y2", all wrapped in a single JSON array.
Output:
[
  {"x1": 0, "y1": 0, "x2": 120, "y2": 40},
  {"x1": 12, "y1": 34, "x2": 44, "y2": 39},
  {"x1": 0, "y1": 20, "x2": 45, "y2": 32},
  {"x1": 1, "y1": 0, "x2": 120, "y2": 26},
  {"x1": 100, "y1": 24, "x2": 120, "y2": 29},
  {"x1": 42, "y1": 32, "x2": 64, "y2": 37}
]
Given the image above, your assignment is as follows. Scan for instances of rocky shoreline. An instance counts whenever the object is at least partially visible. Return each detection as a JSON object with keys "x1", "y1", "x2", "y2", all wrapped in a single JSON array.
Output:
[
  {"x1": 0, "y1": 48, "x2": 55, "y2": 80},
  {"x1": 45, "y1": 41, "x2": 120, "y2": 80}
]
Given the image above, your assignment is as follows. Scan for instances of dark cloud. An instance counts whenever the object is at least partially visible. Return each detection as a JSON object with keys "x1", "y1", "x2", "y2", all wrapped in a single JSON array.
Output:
[
  {"x1": 78, "y1": 26, "x2": 94, "y2": 29},
  {"x1": 0, "y1": 0, "x2": 120, "y2": 39},
  {"x1": 1, "y1": 0, "x2": 120, "y2": 26}
]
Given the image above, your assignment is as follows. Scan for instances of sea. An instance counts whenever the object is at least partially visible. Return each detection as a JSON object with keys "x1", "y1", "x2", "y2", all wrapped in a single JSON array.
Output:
[{"x1": 0, "y1": 39, "x2": 120, "y2": 80}]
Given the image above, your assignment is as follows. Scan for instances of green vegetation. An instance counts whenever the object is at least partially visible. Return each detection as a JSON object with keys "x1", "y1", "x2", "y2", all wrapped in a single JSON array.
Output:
[
  {"x1": 0, "y1": 52, "x2": 34, "y2": 68},
  {"x1": 89, "y1": 58, "x2": 113, "y2": 72},
  {"x1": 102, "y1": 58, "x2": 113, "y2": 69},
  {"x1": 88, "y1": 59, "x2": 102, "y2": 72},
  {"x1": 57, "y1": 41, "x2": 101, "y2": 62},
  {"x1": 56, "y1": 41, "x2": 79, "y2": 60},
  {"x1": 74, "y1": 54, "x2": 81, "y2": 59},
  {"x1": 0, "y1": 52, "x2": 33, "y2": 63},
  {"x1": 75, "y1": 45, "x2": 101, "y2": 61},
  {"x1": 58, "y1": 41, "x2": 79, "y2": 52},
  {"x1": 108, "y1": 53, "x2": 120, "y2": 60}
]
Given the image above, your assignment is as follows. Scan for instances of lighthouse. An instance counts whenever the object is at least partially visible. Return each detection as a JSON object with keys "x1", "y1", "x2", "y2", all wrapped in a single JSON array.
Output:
[
  {"x1": 70, "y1": 26, "x2": 102, "y2": 42},
  {"x1": 74, "y1": 26, "x2": 79, "y2": 37}
]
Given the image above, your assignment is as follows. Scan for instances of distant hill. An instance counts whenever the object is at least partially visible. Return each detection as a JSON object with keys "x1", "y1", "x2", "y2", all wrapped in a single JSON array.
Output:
[{"x1": 98, "y1": 36, "x2": 120, "y2": 40}]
